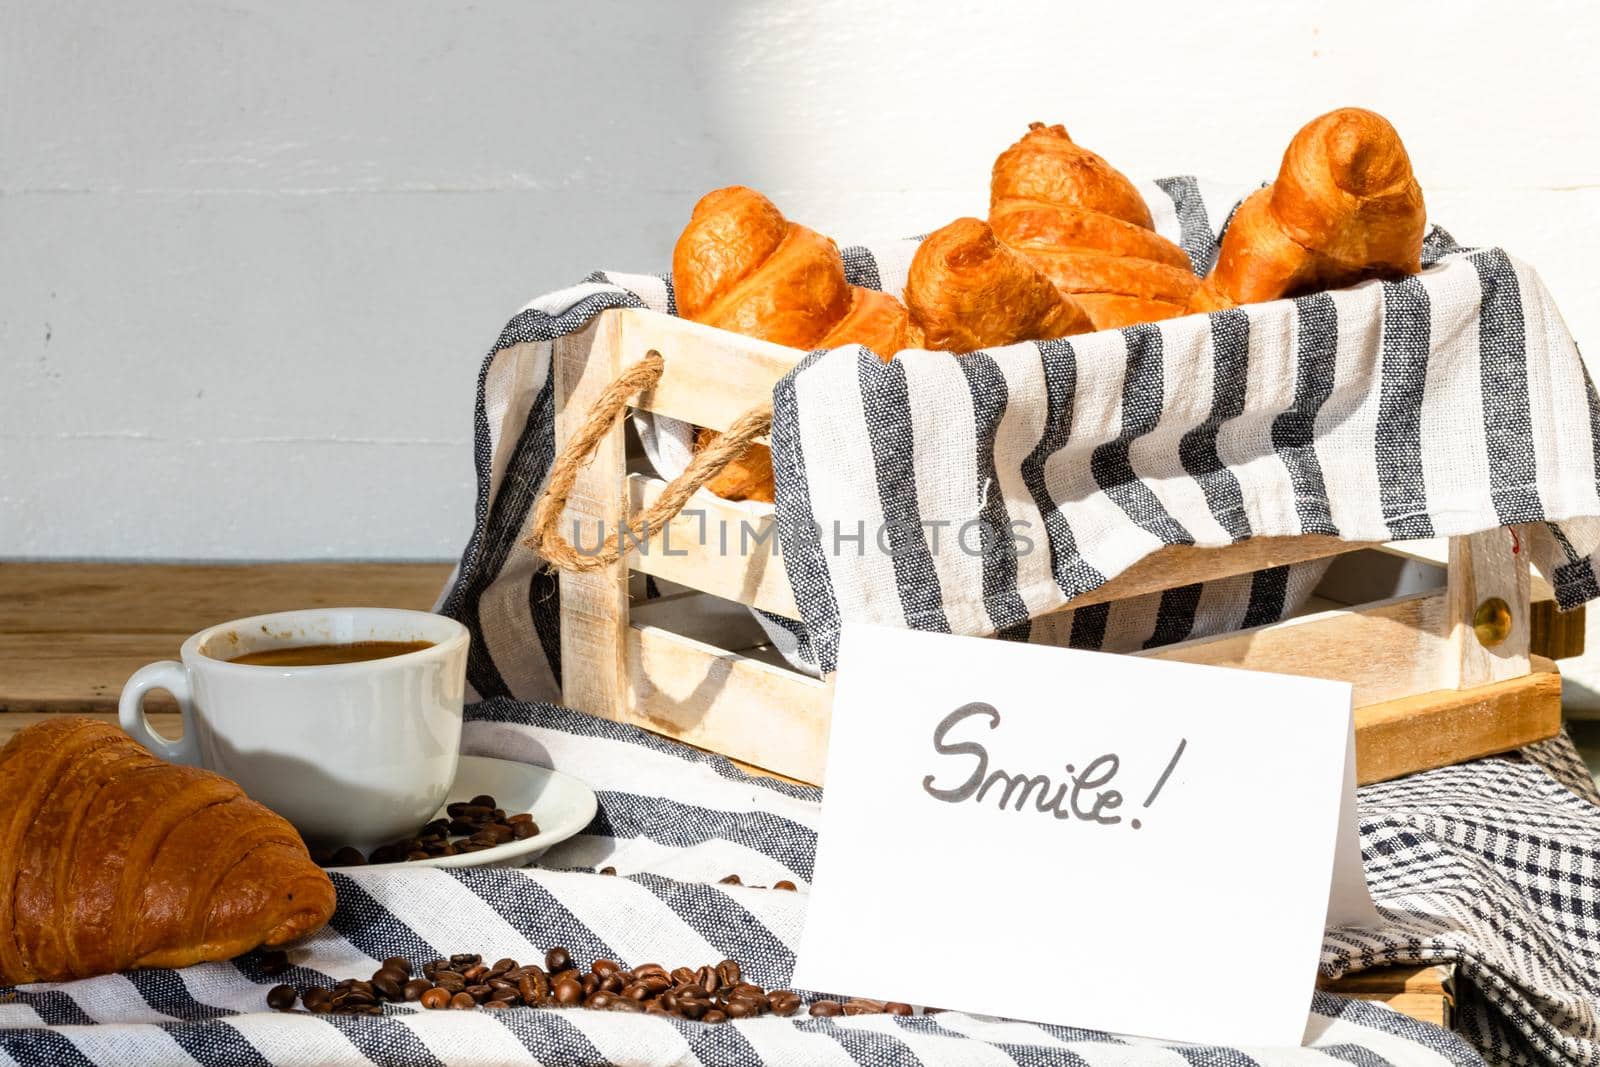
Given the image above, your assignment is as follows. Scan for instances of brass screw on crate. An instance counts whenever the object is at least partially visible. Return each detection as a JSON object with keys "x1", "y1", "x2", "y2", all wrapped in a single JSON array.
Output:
[{"x1": 1473, "y1": 597, "x2": 1513, "y2": 648}]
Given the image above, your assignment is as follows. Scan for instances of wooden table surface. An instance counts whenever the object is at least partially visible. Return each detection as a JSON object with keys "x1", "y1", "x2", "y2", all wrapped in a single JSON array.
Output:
[{"x1": 0, "y1": 561, "x2": 1455, "y2": 1026}]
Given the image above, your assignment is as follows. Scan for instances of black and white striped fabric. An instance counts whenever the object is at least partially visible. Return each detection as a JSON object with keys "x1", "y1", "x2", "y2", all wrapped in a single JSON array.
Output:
[
  {"x1": 434, "y1": 176, "x2": 1600, "y2": 697},
  {"x1": 9, "y1": 700, "x2": 1599, "y2": 1067}
]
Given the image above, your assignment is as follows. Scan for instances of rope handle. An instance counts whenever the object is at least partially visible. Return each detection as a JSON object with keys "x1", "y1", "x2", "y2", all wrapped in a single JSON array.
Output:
[{"x1": 530, "y1": 349, "x2": 773, "y2": 573}]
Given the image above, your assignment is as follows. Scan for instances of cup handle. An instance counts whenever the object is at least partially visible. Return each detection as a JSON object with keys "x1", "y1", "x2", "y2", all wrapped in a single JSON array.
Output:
[{"x1": 118, "y1": 661, "x2": 201, "y2": 765}]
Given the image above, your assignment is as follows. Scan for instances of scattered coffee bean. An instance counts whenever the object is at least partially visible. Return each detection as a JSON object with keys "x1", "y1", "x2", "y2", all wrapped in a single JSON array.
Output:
[
  {"x1": 331, "y1": 846, "x2": 366, "y2": 867},
  {"x1": 773, "y1": 880, "x2": 797, "y2": 891},
  {"x1": 271, "y1": 944, "x2": 917, "y2": 1021},
  {"x1": 598, "y1": 866, "x2": 617, "y2": 875},
  {"x1": 718, "y1": 873, "x2": 741, "y2": 885},
  {"x1": 311, "y1": 795, "x2": 545, "y2": 867}
]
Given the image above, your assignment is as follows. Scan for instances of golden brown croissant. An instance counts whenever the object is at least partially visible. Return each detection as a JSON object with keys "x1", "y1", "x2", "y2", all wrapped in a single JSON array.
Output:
[
  {"x1": 0, "y1": 717, "x2": 335, "y2": 984},
  {"x1": 989, "y1": 123, "x2": 1200, "y2": 329},
  {"x1": 673, "y1": 185, "x2": 922, "y2": 501},
  {"x1": 904, "y1": 217, "x2": 1093, "y2": 351},
  {"x1": 1202, "y1": 108, "x2": 1425, "y2": 307}
]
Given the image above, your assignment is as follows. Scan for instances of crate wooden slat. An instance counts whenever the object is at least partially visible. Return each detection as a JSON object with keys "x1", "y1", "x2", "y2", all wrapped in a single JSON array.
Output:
[{"x1": 550, "y1": 308, "x2": 1574, "y2": 788}]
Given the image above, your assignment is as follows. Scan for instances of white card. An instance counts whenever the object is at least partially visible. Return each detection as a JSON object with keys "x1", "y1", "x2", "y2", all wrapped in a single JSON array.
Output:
[{"x1": 794, "y1": 624, "x2": 1378, "y2": 1047}]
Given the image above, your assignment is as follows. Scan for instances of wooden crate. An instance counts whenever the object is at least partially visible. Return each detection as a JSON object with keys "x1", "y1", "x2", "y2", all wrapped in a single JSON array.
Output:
[{"x1": 547, "y1": 307, "x2": 1575, "y2": 785}]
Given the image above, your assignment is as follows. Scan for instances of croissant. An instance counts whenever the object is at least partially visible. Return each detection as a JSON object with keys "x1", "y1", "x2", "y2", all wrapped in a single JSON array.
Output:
[
  {"x1": 673, "y1": 185, "x2": 922, "y2": 501},
  {"x1": 0, "y1": 717, "x2": 336, "y2": 984},
  {"x1": 904, "y1": 217, "x2": 1092, "y2": 351},
  {"x1": 1202, "y1": 108, "x2": 1426, "y2": 307},
  {"x1": 989, "y1": 123, "x2": 1201, "y2": 329}
]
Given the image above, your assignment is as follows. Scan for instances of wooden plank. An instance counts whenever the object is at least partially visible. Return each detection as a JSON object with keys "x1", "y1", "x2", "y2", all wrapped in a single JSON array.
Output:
[
  {"x1": 1320, "y1": 964, "x2": 1454, "y2": 1028},
  {"x1": 1139, "y1": 591, "x2": 1450, "y2": 707},
  {"x1": 554, "y1": 315, "x2": 635, "y2": 721},
  {"x1": 0, "y1": 632, "x2": 196, "y2": 712},
  {"x1": 0, "y1": 561, "x2": 449, "y2": 635},
  {"x1": 625, "y1": 473, "x2": 798, "y2": 618},
  {"x1": 1049, "y1": 536, "x2": 1373, "y2": 612},
  {"x1": 1532, "y1": 599, "x2": 1587, "y2": 660},
  {"x1": 1354, "y1": 659, "x2": 1562, "y2": 785},
  {"x1": 615, "y1": 308, "x2": 805, "y2": 434},
  {"x1": 1446, "y1": 529, "x2": 1531, "y2": 688},
  {"x1": 627, "y1": 623, "x2": 832, "y2": 783}
]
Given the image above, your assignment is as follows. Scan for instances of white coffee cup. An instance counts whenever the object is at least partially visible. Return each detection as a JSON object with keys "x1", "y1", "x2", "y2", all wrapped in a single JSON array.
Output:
[{"x1": 119, "y1": 607, "x2": 469, "y2": 848}]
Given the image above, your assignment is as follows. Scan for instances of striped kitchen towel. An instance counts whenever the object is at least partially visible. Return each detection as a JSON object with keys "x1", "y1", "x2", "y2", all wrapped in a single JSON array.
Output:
[
  {"x1": 435, "y1": 176, "x2": 1600, "y2": 697},
  {"x1": 4, "y1": 700, "x2": 1597, "y2": 1067}
]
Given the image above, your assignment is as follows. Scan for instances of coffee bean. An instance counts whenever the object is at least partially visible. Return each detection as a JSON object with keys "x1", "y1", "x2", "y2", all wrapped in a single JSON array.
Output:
[
  {"x1": 405, "y1": 850, "x2": 430, "y2": 862},
  {"x1": 403, "y1": 979, "x2": 432, "y2": 1002},
  {"x1": 591, "y1": 958, "x2": 620, "y2": 977},
  {"x1": 553, "y1": 979, "x2": 582, "y2": 1006},
  {"x1": 310, "y1": 849, "x2": 334, "y2": 867},
  {"x1": 331, "y1": 846, "x2": 367, "y2": 867},
  {"x1": 491, "y1": 809, "x2": 506, "y2": 822},
  {"x1": 598, "y1": 866, "x2": 617, "y2": 875},
  {"x1": 259, "y1": 949, "x2": 290, "y2": 977},
  {"x1": 466, "y1": 984, "x2": 493, "y2": 1004},
  {"x1": 450, "y1": 953, "x2": 482, "y2": 967},
  {"x1": 266, "y1": 985, "x2": 297, "y2": 1011},
  {"x1": 632, "y1": 962, "x2": 667, "y2": 979},
  {"x1": 381, "y1": 956, "x2": 412, "y2": 977},
  {"x1": 371, "y1": 974, "x2": 402, "y2": 1002},
  {"x1": 490, "y1": 958, "x2": 517, "y2": 977},
  {"x1": 545, "y1": 947, "x2": 572, "y2": 973},
  {"x1": 422, "y1": 819, "x2": 450, "y2": 837},
  {"x1": 508, "y1": 813, "x2": 535, "y2": 826},
  {"x1": 587, "y1": 991, "x2": 614, "y2": 1009},
  {"x1": 512, "y1": 821, "x2": 539, "y2": 840},
  {"x1": 702, "y1": 1009, "x2": 728, "y2": 1024},
  {"x1": 645, "y1": 1000, "x2": 669, "y2": 1015},
  {"x1": 809, "y1": 999, "x2": 843, "y2": 1017},
  {"x1": 639, "y1": 974, "x2": 671, "y2": 995},
  {"x1": 774, "y1": 880, "x2": 797, "y2": 891},
  {"x1": 718, "y1": 873, "x2": 741, "y2": 885},
  {"x1": 717, "y1": 959, "x2": 741, "y2": 988},
  {"x1": 724, "y1": 999, "x2": 754, "y2": 1019},
  {"x1": 599, "y1": 973, "x2": 624, "y2": 994},
  {"x1": 469, "y1": 794, "x2": 496, "y2": 808},
  {"x1": 490, "y1": 987, "x2": 520, "y2": 1003},
  {"x1": 462, "y1": 964, "x2": 489, "y2": 982},
  {"x1": 302, "y1": 987, "x2": 331, "y2": 1011},
  {"x1": 884, "y1": 1002, "x2": 914, "y2": 1016},
  {"x1": 677, "y1": 997, "x2": 708, "y2": 1019},
  {"x1": 434, "y1": 973, "x2": 465, "y2": 994},
  {"x1": 482, "y1": 998, "x2": 510, "y2": 1011},
  {"x1": 622, "y1": 982, "x2": 648, "y2": 1000},
  {"x1": 450, "y1": 992, "x2": 476, "y2": 1010},
  {"x1": 610, "y1": 997, "x2": 643, "y2": 1013},
  {"x1": 458, "y1": 804, "x2": 493, "y2": 820},
  {"x1": 420, "y1": 988, "x2": 451, "y2": 1010},
  {"x1": 340, "y1": 990, "x2": 376, "y2": 1007},
  {"x1": 843, "y1": 998, "x2": 886, "y2": 1015},
  {"x1": 769, "y1": 990, "x2": 801, "y2": 1016},
  {"x1": 447, "y1": 818, "x2": 478, "y2": 836},
  {"x1": 670, "y1": 966, "x2": 695, "y2": 985},
  {"x1": 697, "y1": 966, "x2": 718, "y2": 996}
]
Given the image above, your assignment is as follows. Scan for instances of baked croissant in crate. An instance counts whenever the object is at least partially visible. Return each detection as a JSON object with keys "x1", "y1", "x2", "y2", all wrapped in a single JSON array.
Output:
[
  {"x1": 904, "y1": 216, "x2": 1092, "y2": 351},
  {"x1": 0, "y1": 717, "x2": 336, "y2": 985},
  {"x1": 1197, "y1": 107, "x2": 1426, "y2": 308},
  {"x1": 672, "y1": 185, "x2": 922, "y2": 501},
  {"x1": 987, "y1": 122, "x2": 1202, "y2": 329}
]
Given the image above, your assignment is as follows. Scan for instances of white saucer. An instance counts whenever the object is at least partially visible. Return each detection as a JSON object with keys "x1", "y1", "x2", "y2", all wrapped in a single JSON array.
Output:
[{"x1": 326, "y1": 756, "x2": 597, "y2": 871}]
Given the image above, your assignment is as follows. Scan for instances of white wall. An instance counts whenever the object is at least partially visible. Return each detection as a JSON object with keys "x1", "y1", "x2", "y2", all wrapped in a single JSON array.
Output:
[{"x1": 5, "y1": 0, "x2": 1598, "y2": 560}]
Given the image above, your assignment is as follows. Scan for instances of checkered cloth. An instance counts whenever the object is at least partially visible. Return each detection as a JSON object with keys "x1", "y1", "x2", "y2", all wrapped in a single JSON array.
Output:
[
  {"x1": 434, "y1": 177, "x2": 1600, "y2": 697},
  {"x1": 6, "y1": 701, "x2": 1598, "y2": 1066}
]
